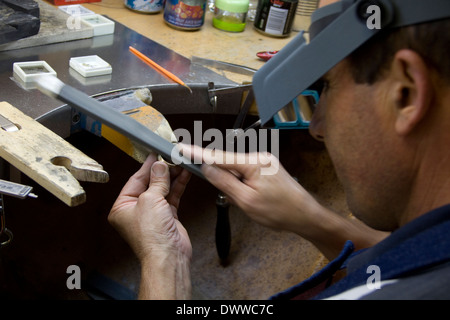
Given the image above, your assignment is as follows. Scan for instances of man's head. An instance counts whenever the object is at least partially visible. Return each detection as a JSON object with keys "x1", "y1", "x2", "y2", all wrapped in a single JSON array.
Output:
[
  {"x1": 253, "y1": 0, "x2": 450, "y2": 231},
  {"x1": 309, "y1": 1, "x2": 450, "y2": 230},
  {"x1": 347, "y1": 20, "x2": 450, "y2": 86}
]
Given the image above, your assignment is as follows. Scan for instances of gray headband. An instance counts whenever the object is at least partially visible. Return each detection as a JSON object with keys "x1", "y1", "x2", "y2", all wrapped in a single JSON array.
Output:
[{"x1": 253, "y1": 0, "x2": 450, "y2": 125}]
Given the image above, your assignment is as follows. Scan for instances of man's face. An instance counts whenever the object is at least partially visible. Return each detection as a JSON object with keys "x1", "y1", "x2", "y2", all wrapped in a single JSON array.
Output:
[{"x1": 309, "y1": 60, "x2": 409, "y2": 230}]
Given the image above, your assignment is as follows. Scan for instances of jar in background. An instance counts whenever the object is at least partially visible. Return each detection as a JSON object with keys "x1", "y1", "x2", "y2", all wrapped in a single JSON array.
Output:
[
  {"x1": 213, "y1": 0, "x2": 249, "y2": 32},
  {"x1": 254, "y1": 0, "x2": 298, "y2": 37},
  {"x1": 293, "y1": 0, "x2": 319, "y2": 31},
  {"x1": 124, "y1": 0, "x2": 164, "y2": 13},
  {"x1": 247, "y1": 0, "x2": 258, "y2": 21},
  {"x1": 164, "y1": 0, "x2": 207, "y2": 30}
]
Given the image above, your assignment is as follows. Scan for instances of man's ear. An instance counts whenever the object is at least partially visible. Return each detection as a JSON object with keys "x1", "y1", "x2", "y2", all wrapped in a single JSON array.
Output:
[{"x1": 391, "y1": 49, "x2": 433, "y2": 135}]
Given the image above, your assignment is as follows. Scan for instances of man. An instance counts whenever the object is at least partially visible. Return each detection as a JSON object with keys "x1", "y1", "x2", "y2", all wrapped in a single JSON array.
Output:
[{"x1": 108, "y1": 0, "x2": 450, "y2": 299}]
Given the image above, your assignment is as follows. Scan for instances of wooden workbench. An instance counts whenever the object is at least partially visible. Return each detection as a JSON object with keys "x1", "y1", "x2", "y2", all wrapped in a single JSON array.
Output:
[{"x1": 81, "y1": 0, "x2": 301, "y2": 84}]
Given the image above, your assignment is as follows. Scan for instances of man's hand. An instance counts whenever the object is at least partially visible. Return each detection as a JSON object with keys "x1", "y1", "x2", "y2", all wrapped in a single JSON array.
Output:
[
  {"x1": 108, "y1": 153, "x2": 192, "y2": 299},
  {"x1": 181, "y1": 145, "x2": 322, "y2": 233},
  {"x1": 181, "y1": 145, "x2": 388, "y2": 260}
]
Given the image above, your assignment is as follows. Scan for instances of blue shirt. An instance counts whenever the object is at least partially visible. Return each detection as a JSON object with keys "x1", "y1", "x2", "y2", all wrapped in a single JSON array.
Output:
[{"x1": 271, "y1": 204, "x2": 450, "y2": 300}]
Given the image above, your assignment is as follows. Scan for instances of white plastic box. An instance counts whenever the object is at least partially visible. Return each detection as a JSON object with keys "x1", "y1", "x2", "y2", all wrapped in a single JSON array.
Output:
[
  {"x1": 13, "y1": 61, "x2": 57, "y2": 83},
  {"x1": 81, "y1": 14, "x2": 115, "y2": 36},
  {"x1": 69, "y1": 55, "x2": 112, "y2": 77}
]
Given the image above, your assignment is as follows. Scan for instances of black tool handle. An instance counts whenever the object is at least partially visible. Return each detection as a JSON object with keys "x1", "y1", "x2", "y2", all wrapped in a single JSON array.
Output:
[{"x1": 215, "y1": 193, "x2": 231, "y2": 262}]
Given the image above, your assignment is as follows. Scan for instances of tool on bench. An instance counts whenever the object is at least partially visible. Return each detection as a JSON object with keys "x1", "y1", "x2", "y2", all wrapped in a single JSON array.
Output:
[
  {"x1": 34, "y1": 75, "x2": 204, "y2": 179},
  {"x1": 130, "y1": 46, "x2": 192, "y2": 94},
  {"x1": 0, "y1": 179, "x2": 37, "y2": 199},
  {"x1": 0, "y1": 101, "x2": 109, "y2": 207},
  {"x1": 208, "y1": 83, "x2": 258, "y2": 263},
  {"x1": 0, "y1": 179, "x2": 38, "y2": 248},
  {"x1": 200, "y1": 58, "x2": 315, "y2": 130},
  {"x1": 0, "y1": 194, "x2": 12, "y2": 248},
  {"x1": 81, "y1": 87, "x2": 179, "y2": 165},
  {"x1": 191, "y1": 56, "x2": 258, "y2": 77},
  {"x1": 215, "y1": 192, "x2": 231, "y2": 262}
]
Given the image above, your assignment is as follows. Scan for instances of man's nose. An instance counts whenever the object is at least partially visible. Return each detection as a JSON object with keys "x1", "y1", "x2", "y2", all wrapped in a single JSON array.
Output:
[{"x1": 308, "y1": 105, "x2": 325, "y2": 142}]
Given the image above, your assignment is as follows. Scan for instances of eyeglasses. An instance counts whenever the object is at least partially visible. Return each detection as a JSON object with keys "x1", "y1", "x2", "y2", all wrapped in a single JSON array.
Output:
[{"x1": 272, "y1": 90, "x2": 319, "y2": 129}]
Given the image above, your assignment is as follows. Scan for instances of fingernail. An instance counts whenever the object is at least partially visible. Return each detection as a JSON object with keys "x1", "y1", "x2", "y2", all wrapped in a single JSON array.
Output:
[{"x1": 152, "y1": 162, "x2": 167, "y2": 177}]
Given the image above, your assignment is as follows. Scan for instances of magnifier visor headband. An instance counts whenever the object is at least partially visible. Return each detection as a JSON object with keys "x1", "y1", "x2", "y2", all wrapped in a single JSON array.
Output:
[{"x1": 252, "y1": 0, "x2": 450, "y2": 125}]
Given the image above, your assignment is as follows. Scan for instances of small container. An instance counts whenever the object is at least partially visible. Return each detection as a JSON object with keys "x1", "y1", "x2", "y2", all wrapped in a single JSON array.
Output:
[
  {"x1": 294, "y1": 0, "x2": 319, "y2": 31},
  {"x1": 254, "y1": 0, "x2": 298, "y2": 37},
  {"x1": 213, "y1": 0, "x2": 249, "y2": 32},
  {"x1": 69, "y1": 55, "x2": 112, "y2": 78},
  {"x1": 81, "y1": 14, "x2": 115, "y2": 36},
  {"x1": 13, "y1": 61, "x2": 57, "y2": 83},
  {"x1": 124, "y1": 0, "x2": 164, "y2": 14},
  {"x1": 164, "y1": 0, "x2": 207, "y2": 30}
]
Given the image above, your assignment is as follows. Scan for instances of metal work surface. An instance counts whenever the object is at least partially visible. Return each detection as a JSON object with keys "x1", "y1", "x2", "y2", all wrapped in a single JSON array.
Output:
[{"x1": 0, "y1": 18, "x2": 236, "y2": 121}]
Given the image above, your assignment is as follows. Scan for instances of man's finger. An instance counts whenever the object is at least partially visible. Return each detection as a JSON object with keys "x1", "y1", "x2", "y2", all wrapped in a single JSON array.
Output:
[
  {"x1": 178, "y1": 144, "x2": 259, "y2": 179},
  {"x1": 201, "y1": 164, "x2": 254, "y2": 210},
  {"x1": 119, "y1": 153, "x2": 158, "y2": 198},
  {"x1": 148, "y1": 161, "x2": 171, "y2": 198},
  {"x1": 167, "y1": 168, "x2": 192, "y2": 209}
]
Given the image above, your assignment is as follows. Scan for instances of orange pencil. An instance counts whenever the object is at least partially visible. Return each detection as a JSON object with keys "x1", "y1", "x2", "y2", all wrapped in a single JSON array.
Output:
[{"x1": 129, "y1": 46, "x2": 192, "y2": 94}]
